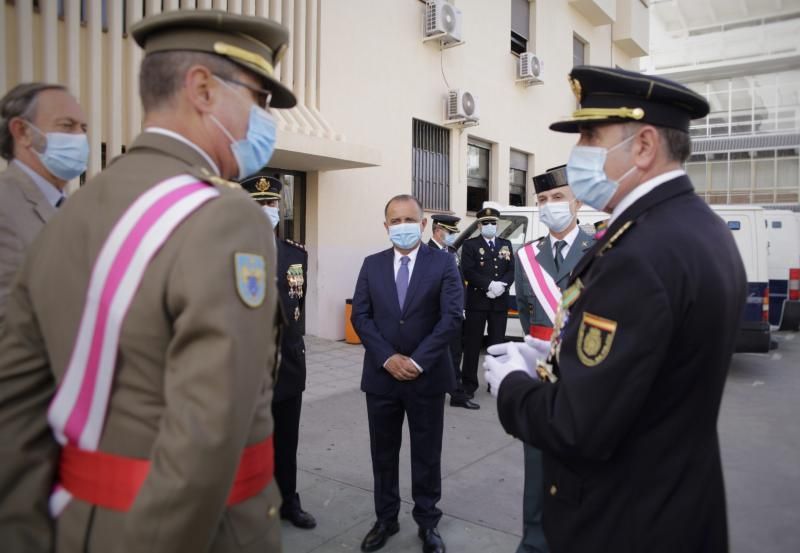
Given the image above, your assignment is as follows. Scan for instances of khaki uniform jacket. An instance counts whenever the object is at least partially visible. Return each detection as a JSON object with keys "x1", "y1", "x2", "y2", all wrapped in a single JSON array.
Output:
[
  {"x1": 0, "y1": 133, "x2": 282, "y2": 553},
  {"x1": 0, "y1": 161, "x2": 58, "y2": 334}
]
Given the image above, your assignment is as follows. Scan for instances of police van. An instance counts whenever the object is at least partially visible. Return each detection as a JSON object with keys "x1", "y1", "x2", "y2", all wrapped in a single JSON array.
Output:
[
  {"x1": 454, "y1": 202, "x2": 606, "y2": 339},
  {"x1": 708, "y1": 205, "x2": 772, "y2": 352},
  {"x1": 764, "y1": 209, "x2": 800, "y2": 330}
]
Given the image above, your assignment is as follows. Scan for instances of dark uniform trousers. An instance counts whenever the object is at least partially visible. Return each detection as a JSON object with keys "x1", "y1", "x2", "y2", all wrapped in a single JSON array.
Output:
[
  {"x1": 273, "y1": 238, "x2": 309, "y2": 515},
  {"x1": 460, "y1": 236, "x2": 515, "y2": 395},
  {"x1": 428, "y1": 239, "x2": 469, "y2": 402}
]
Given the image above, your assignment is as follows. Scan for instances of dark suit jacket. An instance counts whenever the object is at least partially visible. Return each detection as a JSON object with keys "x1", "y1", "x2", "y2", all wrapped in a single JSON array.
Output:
[
  {"x1": 274, "y1": 238, "x2": 308, "y2": 402},
  {"x1": 351, "y1": 244, "x2": 463, "y2": 397},
  {"x1": 515, "y1": 229, "x2": 594, "y2": 332},
  {"x1": 497, "y1": 175, "x2": 746, "y2": 553},
  {"x1": 462, "y1": 236, "x2": 515, "y2": 312}
]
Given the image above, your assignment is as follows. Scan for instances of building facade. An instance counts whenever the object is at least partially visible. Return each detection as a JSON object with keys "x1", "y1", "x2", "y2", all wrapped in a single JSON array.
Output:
[
  {"x1": 2, "y1": 0, "x2": 648, "y2": 339},
  {"x1": 645, "y1": 0, "x2": 800, "y2": 208}
]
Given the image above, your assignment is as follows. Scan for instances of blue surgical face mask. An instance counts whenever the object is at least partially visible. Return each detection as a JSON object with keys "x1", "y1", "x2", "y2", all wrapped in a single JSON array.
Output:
[
  {"x1": 212, "y1": 78, "x2": 277, "y2": 180},
  {"x1": 444, "y1": 233, "x2": 457, "y2": 247},
  {"x1": 262, "y1": 205, "x2": 280, "y2": 228},
  {"x1": 566, "y1": 134, "x2": 638, "y2": 211},
  {"x1": 388, "y1": 222, "x2": 422, "y2": 250},
  {"x1": 28, "y1": 123, "x2": 89, "y2": 181},
  {"x1": 480, "y1": 223, "x2": 497, "y2": 239},
  {"x1": 540, "y1": 201, "x2": 575, "y2": 233}
]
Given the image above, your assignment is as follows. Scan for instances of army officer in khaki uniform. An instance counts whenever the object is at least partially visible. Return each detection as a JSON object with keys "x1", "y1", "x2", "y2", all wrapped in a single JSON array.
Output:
[{"x1": 0, "y1": 10, "x2": 296, "y2": 553}]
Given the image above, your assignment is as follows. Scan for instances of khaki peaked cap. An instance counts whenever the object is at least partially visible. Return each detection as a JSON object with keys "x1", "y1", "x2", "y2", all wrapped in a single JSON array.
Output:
[{"x1": 131, "y1": 10, "x2": 296, "y2": 108}]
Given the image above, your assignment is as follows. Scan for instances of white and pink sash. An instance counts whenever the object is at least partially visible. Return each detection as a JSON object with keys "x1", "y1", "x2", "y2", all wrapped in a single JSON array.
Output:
[
  {"x1": 47, "y1": 174, "x2": 219, "y2": 515},
  {"x1": 517, "y1": 242, "x2": 562, "y2": 325}
]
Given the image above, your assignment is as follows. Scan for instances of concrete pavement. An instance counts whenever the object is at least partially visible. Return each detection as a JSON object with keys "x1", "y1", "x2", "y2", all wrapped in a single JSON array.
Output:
[{"x1": 282, "y1": 332, "x2": 800, "y2": 553}]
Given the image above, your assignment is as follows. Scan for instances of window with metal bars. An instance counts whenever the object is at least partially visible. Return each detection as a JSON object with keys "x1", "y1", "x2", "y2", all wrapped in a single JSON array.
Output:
[{"x1": 412, "y1": 119, "x2": 451, "y2": 211}]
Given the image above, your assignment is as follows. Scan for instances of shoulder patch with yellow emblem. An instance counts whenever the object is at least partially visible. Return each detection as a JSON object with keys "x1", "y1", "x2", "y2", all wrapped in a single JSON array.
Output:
[
  {"x1": 235, "y1": 253, "x2": 266, "y2": 308},
  {"x1": 577, "y1": 312, "x2": 617, "y2": 366}
]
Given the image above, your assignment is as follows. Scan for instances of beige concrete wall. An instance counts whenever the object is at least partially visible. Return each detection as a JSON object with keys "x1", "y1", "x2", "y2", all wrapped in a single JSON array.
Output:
[{"x1": 306, "y1": 0, "x2": 641, "y2": 339}]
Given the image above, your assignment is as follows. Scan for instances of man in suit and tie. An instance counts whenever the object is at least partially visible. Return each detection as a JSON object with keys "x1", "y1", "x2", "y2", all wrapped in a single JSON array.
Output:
[
  {"x1": 460, "y1": 207, "x2": 515, "y2": 402},
  {"x1": 427, "y1": 214, "x2": 479, "y2": 410},
  {"x1": 0, "y1": 83, "x2": 87, "y2": 332},
  {"x1": 352, "y1": 194, "x2": 463, "y2": 553},
  {"x1": 513, "y1": 165, "x2": 594, "y2": 553}
]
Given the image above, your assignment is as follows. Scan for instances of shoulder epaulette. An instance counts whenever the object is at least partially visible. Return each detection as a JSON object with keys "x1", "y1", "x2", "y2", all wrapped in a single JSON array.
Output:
[
  {"x1": 284, "y1": 238, "x2": 306, "y2": 251},
  {"x1": 598, "y1": 220, "x2": 634, "y2": 256},
  {"x1": 189, "y1": 166, "x2": 240, "y2": 190}
]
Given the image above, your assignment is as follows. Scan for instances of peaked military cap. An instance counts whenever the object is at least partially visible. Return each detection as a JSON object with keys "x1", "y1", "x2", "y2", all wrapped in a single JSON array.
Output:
[
  {"x1": 431, "y1": 214, "x2": 461, "y2": 233},
  {"x1": 240, "y1": 173, "x2": 282, "y2": 201},
  {"x1": 476, "y1": 207, "x2": 500, "y2": 222},
  {"x1": 550, "y1": 65, "x2": 709, "y2": 133},
  {"x1": 131, "y1": 10, "x2": 296, "y2": 108},
  {"x1": 532, "y1": 164, "x2": 568, "y2": 194}
]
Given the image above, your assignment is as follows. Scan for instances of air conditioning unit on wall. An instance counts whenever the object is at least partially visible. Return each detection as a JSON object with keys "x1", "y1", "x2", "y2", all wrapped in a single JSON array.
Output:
[
  {"x1": 445, "y1": 89, "x2": 479, "y2": 124},
  {"x1": 517, "y1": 53, "x2": 544, "y2": 86},
  {"x1": 424, "y1": 0, "x2": 463, "y2": 47}
]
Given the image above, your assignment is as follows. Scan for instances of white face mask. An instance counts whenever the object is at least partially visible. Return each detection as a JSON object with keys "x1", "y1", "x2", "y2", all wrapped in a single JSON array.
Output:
[
  {"x1": 540, "y1": 201, "x2": 575, "y2": 233},
  {"x1": 262, "y1": 205, "x2": 280, "y2": 228},
  {"x1": 480, "y1": 223, "x2": 497, "y2": 239}
]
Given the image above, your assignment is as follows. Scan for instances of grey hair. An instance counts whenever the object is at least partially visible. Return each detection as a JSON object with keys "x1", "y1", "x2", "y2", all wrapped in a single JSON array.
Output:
[
  {"x1": 139, "y1": 51, "x2": 241, "y2": 112},
  {"x1": 0, "y1": 82, "x2": 67, "y2": 161},
  {"x1": 384, "y1": 194, "x2": 424, "y2": 218}
]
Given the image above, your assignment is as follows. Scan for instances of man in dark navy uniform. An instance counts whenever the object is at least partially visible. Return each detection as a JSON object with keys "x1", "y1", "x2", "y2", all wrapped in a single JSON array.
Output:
[
  {"x1": 461, "y1": 207, "x2": 515, "y2": 403},
  {"x1": 485, "y1": 66, "x2": 747, "y2": 553},
  {"x1": 428, "y1": 214, "x2": 478, "y2": 410},
  {"x1": 241, "y1": 173, "x2": 317, "y2": 530}
]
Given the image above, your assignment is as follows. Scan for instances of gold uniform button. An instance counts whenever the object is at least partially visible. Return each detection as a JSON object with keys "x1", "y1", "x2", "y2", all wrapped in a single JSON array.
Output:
[
  {"x1": 268, "y1": 506, "x2": 278, "y2": 517},
  {"x1": 549, "y1": 485, "x2": 558, "y2": 496}
]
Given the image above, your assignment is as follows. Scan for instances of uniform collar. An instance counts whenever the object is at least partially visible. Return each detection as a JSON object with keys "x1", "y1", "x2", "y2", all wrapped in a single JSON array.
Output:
[
  {"x1": 141, "y1": 127, "x2": 220, "y2": 176},
  {"x1": 609, "y1": 169, "x2": 685, "y2": 225}
]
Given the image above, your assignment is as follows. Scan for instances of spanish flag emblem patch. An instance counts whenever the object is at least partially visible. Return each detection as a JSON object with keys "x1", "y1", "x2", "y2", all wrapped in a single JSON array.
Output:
[{"x1": 577, "y1": 312, "x2": 617, "y2": 367}]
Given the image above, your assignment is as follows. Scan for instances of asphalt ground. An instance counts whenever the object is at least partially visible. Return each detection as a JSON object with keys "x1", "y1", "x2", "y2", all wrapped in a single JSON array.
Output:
[{"x1": 281, "y1": 332, "x2": 800, "y2": 552}]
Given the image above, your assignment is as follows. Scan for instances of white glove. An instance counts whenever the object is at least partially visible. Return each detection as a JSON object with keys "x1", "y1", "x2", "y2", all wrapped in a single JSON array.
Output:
[
  {"x1": 483, "y1": 342, "x2": 530, "y2": 396},
  {"x1": 487, "y1": 340, "x2": 542, "y2": 378},
  {"x1": 486, "y1": 289, "x2": 497, "y2": 299},
  {"x1": 524, "y1": 335, "x2": 552, "y2": 360},
  {"x1": 488, "y1": 281, "x2": 506, "y2": 296}
]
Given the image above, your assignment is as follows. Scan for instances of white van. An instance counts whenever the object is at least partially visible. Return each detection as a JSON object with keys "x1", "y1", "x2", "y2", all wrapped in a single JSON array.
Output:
[
  {"x1": 764, "y1": 210, "x2": 800, "y2": 328},
  {"x1": 710, "y1": 205, "x2": 772, "y2": 352}
]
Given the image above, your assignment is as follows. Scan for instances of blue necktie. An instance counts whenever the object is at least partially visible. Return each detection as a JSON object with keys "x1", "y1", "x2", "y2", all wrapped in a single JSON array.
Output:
[{"x1": 396, "y1": 256, "x2": 410, "y2": 309}]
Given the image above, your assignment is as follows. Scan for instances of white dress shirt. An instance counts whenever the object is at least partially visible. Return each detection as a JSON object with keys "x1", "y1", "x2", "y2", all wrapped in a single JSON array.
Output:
[
  {"x1": 609, "y1": 169, "x2": 686, "y2": 225},
  {"x1": 14, "y1": 159, "x2": 64, "y2": 207},
  {"x1": 143, "y1": 127, "x2": 221, "y2": 176},
  {"x1": 387, "y1": 243, "x2": 423, "y2": 373}
]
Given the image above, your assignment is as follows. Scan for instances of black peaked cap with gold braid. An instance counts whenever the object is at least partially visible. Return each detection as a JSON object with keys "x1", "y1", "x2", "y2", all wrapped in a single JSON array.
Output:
[
  {"x1": 131, "y1": 10, "x2": 296, "y2": 108},
  {"x1": 431, "y1": 214, "x2": 460, "y2": 233},
  {"x1": 240, "y1": 173, "x2": 282, "y2": 201},
  {"x1": 550, "y1": 65, "x2": 709, "y2": 133}
]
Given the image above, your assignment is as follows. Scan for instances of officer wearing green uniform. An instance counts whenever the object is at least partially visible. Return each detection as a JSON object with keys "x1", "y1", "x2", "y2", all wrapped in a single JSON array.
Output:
[
  {"x1": 0, "y1": 10, "x2": 295, "y2": 553},
  {"x1": 485, "y1": 66, "x2": 746, "y2": 553},
  {"x1": 241, "y1": 173, "x2": 317, "y2": 530}
]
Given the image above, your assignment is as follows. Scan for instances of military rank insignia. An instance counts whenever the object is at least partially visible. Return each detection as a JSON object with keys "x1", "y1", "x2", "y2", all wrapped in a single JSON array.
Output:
[
  {"x1": 479, "y1": 247, "x2": 485, "y2": 255},
  {"x1": 235, "y1": 253, "x2": 266, "y2": 308},
  {"x1": 577, "y1": 312, "x2": 617, "y2": 366},
  {"x1": 287, "y1": 264, "x2": 304, "y2": 299},
  {"x1": 498, "y1": 245, "x2": 511, "y2": 260}
]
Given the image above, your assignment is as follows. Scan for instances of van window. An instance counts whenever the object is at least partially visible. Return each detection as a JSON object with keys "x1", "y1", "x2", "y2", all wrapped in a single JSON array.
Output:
[
  {"x1": 459, "y1": 215, "x2": 528, "y2": 255},
  {"x1": 772, "y1": 221, "x2": 783, "y2": 229},
  {"x1": 728, "y1": 221, "x2": 742, "y2": 230}
]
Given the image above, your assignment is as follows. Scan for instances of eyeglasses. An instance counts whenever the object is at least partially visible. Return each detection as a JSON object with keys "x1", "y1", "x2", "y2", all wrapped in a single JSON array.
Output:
[{"x1": 215, "y1": 75, "x2": 272, "y2": 109}]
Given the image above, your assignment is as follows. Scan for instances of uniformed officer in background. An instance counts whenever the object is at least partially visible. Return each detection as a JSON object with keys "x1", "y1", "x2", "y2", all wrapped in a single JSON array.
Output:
[
  {"x1": 0, "y1": 10, "x2": 294, "y2": 552},
  {"x1": 461, "y1": 207, "x2": 514, "y2": 402},
  {"x1": 485, "y1": 65, "x2": 747, "y2": 553},
  {"x1": 241, "y1": 173, "x2": 317, "y2": 530},
  {"x1": 428, "y1": 214, "x2": 478, "y2": 410}
]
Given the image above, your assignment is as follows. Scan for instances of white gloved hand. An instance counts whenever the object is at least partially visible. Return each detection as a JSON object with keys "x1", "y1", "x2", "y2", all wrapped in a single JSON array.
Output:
[
  {"x1": 488, "y1": 281, "x2": 506, "y2": 296},
  {"x1": 487, "y1": 340, "x2": 541, "y2": 378},
  {"x1": 524, "y1": 334, "x2": 552, "y2": 360},
  {"x1": 483, "y1": 342, "x2": 530, "y2": 396},
  {"x1": 486, "y1": 289, "x2": 497, "y2": 299}
]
